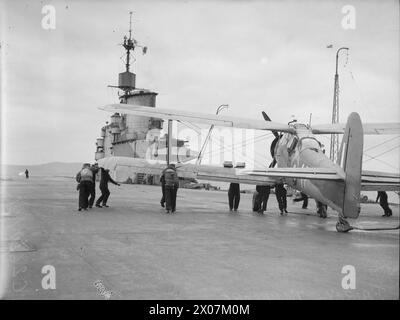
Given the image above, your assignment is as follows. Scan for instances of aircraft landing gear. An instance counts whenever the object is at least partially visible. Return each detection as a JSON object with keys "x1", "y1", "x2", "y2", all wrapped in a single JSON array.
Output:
[{"x1": 336, "y1": 216, "x2": 353, "y2": 233}]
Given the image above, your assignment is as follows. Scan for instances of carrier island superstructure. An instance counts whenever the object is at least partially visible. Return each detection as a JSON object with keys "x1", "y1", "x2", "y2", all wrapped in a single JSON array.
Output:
[{"x1": 94, "y1": 13, "x2": 197, "y2": 184}]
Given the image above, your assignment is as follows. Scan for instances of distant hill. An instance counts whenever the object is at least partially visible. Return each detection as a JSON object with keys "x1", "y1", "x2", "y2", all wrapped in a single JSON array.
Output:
[{"x1": 1, "y1": 162, "x2": 83, "y2": 179}]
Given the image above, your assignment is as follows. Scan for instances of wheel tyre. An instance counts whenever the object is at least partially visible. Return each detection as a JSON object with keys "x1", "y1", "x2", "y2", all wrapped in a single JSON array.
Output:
[{"x1": 336, "y1": 217, "x2": 353, "y2": 233}]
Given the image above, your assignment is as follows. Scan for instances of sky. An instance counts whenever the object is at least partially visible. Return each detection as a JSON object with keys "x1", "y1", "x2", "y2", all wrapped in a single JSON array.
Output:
[{"x1": 0, "y1": 0, "x2": 399, "y2": 172}]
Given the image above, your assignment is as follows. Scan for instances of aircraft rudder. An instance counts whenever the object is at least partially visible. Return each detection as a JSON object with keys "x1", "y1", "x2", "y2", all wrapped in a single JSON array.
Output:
[{"x1": 339, "y1": 112, "x2": 363, "y2": 219}]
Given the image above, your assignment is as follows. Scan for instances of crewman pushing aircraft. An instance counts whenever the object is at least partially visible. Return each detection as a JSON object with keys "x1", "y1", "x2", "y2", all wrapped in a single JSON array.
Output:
[
  {"x1": 160, "y1": 168, "x2": 167, "y2": 208},
  {"x1": 293, "y1": 192, "x2": 308, "y2": 209},
  {"x1": 164, "y1": 164, "x2": 179, "y2": 213},
  {"x1": 76, "y1": 163, "x2": 93, "y2": 211},
  {"x1": 228, "y1": 183, "x2": 240, "y2": 211},
  {"x1": 254, "y1": 185, "x2": 271, "y2": 214},
  {"x1": 95, "y1": 168, "x2": 120, "y2": 208},
  {"x1": 275, "y1": 183, "x2": 288, "y2": 215},
  {"x1": 316, "y1": 201, "x2": 327, "y2": 218},
  {"x1": 88, "y1": 163, "x2": 99, "y2": 209},
  {"x1": 376, "y1": 191, "x2": 392, "y2": 217}
]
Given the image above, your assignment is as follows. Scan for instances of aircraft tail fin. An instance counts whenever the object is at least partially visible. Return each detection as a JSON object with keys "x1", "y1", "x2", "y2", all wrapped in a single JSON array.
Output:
[{"x1": 337, "y1": 113, "x2": 363, "y2": 218}]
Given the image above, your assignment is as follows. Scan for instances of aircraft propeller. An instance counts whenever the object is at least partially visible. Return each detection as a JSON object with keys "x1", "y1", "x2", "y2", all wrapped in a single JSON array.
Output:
[{"x1": 262, "y1": 111, "x2": 279, "y2": 168}]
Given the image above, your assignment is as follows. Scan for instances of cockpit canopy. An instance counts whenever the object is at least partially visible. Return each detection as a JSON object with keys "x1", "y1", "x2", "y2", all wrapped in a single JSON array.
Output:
[
  {"x1": 299, "y1": 137, "x2": 322, "y2": 152},
  {"x1": 292, "y1": 123, "x2": 309, "y2": 130}
]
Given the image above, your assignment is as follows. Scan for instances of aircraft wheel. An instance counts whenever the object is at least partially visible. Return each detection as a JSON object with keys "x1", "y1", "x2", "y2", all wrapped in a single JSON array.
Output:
[{"x1": 336, "y1": 217, "x2": 353, "y2": 233}]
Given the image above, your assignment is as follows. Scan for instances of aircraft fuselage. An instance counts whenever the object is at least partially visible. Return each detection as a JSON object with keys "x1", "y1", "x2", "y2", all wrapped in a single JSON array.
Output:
[{"x1": 273, "y1": 123, "x2": 345, "y2": 213}]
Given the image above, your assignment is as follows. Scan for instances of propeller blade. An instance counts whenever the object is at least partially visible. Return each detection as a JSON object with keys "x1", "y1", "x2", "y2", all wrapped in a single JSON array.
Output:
[
  {"x1": 262, "y1": 111, "x2": 279, "y2": 138},
  {"x1": 262, "y1": 111, "x2": 280, "y2": 168},
  {"x1": 261, "y1": 111, "x2": 272, "y2": 122}
]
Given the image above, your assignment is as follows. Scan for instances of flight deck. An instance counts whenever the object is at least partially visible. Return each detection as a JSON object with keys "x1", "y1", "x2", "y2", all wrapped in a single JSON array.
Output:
[{"x1": 1, "y1": 177, "x2": 398, "y2": 299}]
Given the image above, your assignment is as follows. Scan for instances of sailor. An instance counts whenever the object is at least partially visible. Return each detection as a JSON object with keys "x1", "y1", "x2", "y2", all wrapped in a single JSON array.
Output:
[
  {"x1": 76, "y1": 163, "x2": 93, "y2": 211},
  {"x1": 160, "y1": 168, "x2": 167, "y2": 208},
  {"x1": 316, "y1": 201, "x2": 327, "y2": 218},
  {"x1": 253, "y1": 189, "x2": 261, "y2": 212},
  {"x1": 95, "y1": 168, "x2": 120, "y2": 208},
  {"x1": 164, "y1": 164, "x2": 179, "y2": 213},
  {"x1": 228, "y1": 183, "x2": 240, "y2": 211},
  {"x1": 376, "y1": 191, "x2": 392, "y2": 217},
  {"x1": 255, "y1": 185, "x2": 271, "y2": 214},
  {"x1": 25, "y1": 169, "x2": 29, "y2": 179},
  {"x1": 88, "y1": 163, "x2": 99, "y2": 209},
  {"x1": 275, "y1": 183, "x2": 288, "y2": 215},
  {"x1": 293, "y1": 192, "x2": 308, "y2": 209}
]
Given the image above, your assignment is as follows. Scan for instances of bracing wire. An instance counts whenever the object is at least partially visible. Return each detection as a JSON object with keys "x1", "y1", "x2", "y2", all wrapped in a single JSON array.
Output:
[
  {"x1": 199, "y1": 133, "x2": 273, "y2": 168},
  {"x1": 363, "y1": 153, "x2": 398, "y2": 171},
  {"x1": 176, "y1": 120, "x2": 272, "y2": 168},
  {"x1": 363, "y1": 145, "x2": 400, "y2": 163},
  {"x1": 364, "y1": 135, "x2": 400, "y2": 152}
]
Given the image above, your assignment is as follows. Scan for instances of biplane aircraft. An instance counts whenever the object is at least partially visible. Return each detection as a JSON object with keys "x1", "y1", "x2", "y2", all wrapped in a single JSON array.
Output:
[{"x1": 98, "y1": 103, "x2": 400, "y2": 232}]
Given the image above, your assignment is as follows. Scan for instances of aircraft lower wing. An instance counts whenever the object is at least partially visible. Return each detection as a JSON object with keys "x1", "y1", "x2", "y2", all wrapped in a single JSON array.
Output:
[
  {"x1": 97, "y1": 157, "x2": 345, "y2": 185},
  {"x1": 361, "y1": 170, "x2": 400, "y2": 191},
  {"x1": 241, "y1": 168, "x2": 344, "y2": 181},
  {"x1": 99, "y1": 156, "x2": 400, "y2": 194},
  {"x1": 312, "y1": 122, "x2": 400, "y2": 135},
  {"x1": 98, "y1": 156, "x2": 278, "y2": 185}
]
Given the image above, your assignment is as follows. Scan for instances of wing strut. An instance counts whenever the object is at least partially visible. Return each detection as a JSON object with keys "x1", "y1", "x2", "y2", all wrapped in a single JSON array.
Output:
[
  {"x1": 196, "y1": 104, "x2": 229, "y2": 165},
  {"x1": 196, "y1": 124, "x2": 214, "y2": 165},
  {"x1": 167, "y1": 119, "x2": 172, "y2": 165}
]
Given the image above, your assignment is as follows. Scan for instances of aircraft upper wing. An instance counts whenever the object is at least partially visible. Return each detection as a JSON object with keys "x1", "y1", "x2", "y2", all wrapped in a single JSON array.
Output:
[
  {"x1": 100, "y1": 104, "x2": 295, "y2": 133},
  {"x1": 361, "y1": 170, "x2": 400, "y2": 191},
  {"x1": 312, "y1": 122, "x2": 400, "y2": 135}
]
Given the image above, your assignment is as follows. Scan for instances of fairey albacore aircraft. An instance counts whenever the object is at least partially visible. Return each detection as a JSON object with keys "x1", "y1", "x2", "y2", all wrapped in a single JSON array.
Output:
[{"x1": 99, "y1": 104, "x2": 400, "y2": 232}]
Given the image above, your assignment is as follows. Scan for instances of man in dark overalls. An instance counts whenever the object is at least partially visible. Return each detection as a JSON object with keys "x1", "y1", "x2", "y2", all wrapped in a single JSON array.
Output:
[
  {"x1": 160, "y1": 168, "x2": 167, "y2": 208},
  {"x1": 316, "y1": 201, "x2": 328, "y2": 218},
  {"x1": 164, "y1": 164, "x2": 179, "y2": 213},
  {"x1": 376, "y1": 191, "x2": 392, "y2": 217},
  {"x1": 76, "y1": 163, "x2": 93, "y2": 212},
  {"x1": 228, "y1": 183, "x2": 240, "y2": 211},
  {"x1": 88, "y1": 163, "x2": 99, "y2": 209},
  {"x1": 255, "y1": 185, "x2": 271, "y2": 214},
  {"x1": 275, "y1": 183, "x2": 288, "y2": 215},
  {"x1": 95, "y1": 168, "x2": 120, "y2": 208},
  {"x1": 293, "y1": 192, "x2": 308, "y2": 209}
]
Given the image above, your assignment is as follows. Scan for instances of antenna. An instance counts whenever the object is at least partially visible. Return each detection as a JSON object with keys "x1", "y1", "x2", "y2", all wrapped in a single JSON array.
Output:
[
  {"x1": 129, "y1": 11, "x2": 132, "y2": 40},
  {"x1": 330, "y1": 47, "x2": 349, "y2": 163},
  {"x1": 110, "y1": 12, "x2": 148, "y2": 100},
  {"x1": 121, "y1": 12, "x2": 147, "y2": 73},
  {"x1": 122, "y1": 12, "x2": 135, "y2": 73}
]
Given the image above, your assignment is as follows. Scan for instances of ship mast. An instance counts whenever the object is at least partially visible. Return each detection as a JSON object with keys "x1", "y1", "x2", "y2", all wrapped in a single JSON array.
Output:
[
  {"x1": 123, "y1": 12, "x2": 135, "y2": 73},
  {"x1": 108, "y1": 12, "x2": 147, "y2": 100}
]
